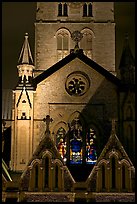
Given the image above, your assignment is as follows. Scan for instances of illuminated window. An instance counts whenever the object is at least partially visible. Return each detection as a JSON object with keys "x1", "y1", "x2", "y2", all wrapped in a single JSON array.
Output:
[
  {"x1": 57, "y1": 29, "x2": 69, "y2": 61},
  {"x1": 55, "y1": 118, "x2": 98, "y2": 166},
  {"x1": 70, "y1": 118, "x2": 83, "y2": 164},
  {"x1": 86, "y1": 128, "x2": 97, "y2": 164},
  {"x1": 56, "y1": 127, "x2": 67, "y2": 162},
  {"x1": 80, "y1": 29, "x2": 93, "y2": 58}
]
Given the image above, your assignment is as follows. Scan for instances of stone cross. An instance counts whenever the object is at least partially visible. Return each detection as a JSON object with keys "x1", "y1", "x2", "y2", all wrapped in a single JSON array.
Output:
[
  {"x1": 71, "y1": 30, "x2": 83, "y2": 51},
  {"x1": 43, "y1": 115, "x2": 53, "y2": 133}
]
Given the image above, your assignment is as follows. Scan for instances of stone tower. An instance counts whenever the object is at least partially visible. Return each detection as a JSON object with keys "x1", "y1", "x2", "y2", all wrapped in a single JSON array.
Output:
[
  {"x1": 35, "y1": 2, "x2": 115, "y2": 75},
  {"x1": 10, "y1": 33, "x2": 35, "y2": 171}
]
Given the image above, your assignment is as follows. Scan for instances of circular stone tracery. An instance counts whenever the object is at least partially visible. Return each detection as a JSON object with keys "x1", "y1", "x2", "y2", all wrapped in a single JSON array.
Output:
[{"x1": 65, "y1": 71, "x2": 90, "y2": 96}]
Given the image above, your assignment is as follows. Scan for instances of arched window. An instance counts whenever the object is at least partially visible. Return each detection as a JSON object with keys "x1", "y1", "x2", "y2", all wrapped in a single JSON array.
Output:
[
  {"x1": 80, "y1": 29, "x2": 93, "y2": 58},
  {"x1": 88, "y1": 3, "x2": 93, "y2": 17},
  {"x1": 58, "y1": 3, "x2": 68, "y2": 17},
  {"x1": 44, "y1": 157, "x2": 49, "y2": 188},
  {"x1": 55, "y1": 165, "x2": 59, "y2": 189},
  {"x1": 64, "y1": 3, "x2": 68, "y2": 16},
  {"x1": 83, "y1": 3, "x2": 93, "y2": 17},
  {"x1": 34, "y1": 165, "x2": 39, "y2": 189},
  {"x1": 56, "y1": 29, "x2": 69, "y2": 61},
  {"x1": 69, "y1": 118, "x2": 83, "y2": 164},
  {"x1": 58, "y1": 3, "x2": 62, "y2": 16},
  {"x1": 86, "y1": 128, "x2": 97, "y2": 164},
  {"x1": 83, "y1": 3, "x2": 87, "y2": 17},
  {"x1": 111, "y1": 157, "x2": 116, "y2": 189},
  {"x1": 122, "y1": 165, "x2": 126, "y2": 189},
  {"x1": 56, "y1": 127, "x2": 67, "y2": 162},
  {"x1": 102, "y1": 164, "x2": 105, "y2": 189}
]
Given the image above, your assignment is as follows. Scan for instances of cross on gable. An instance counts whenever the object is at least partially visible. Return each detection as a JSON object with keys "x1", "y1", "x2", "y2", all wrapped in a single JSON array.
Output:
[{"x1": 43, "y1": 115, "x2": 53, "y2": 133}]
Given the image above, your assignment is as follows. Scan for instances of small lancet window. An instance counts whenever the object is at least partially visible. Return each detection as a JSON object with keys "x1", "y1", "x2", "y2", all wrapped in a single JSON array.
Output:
[
  {"x1": 83, "y1": 3, "x2": 87, "y2": 17},
  {"x1": 44, "y1": 157, "x2": 49, "y2": 188},
  {"x1": 88, "y1": 3, "x2": 93, "y2": 17},
  {"x1": 122, "y1": 165, "x2": 126, "y2": 189},
  {"x1": 64, "y1": 3, "x2": 68, "y2": 16},
  {"x1": 102, "y1": 164, "x2": 105, "y2": 189},
  {"x1": 55, "y1": 165, "x2": 59, "y2": 189},
  {"x1": 58, "y1": 3, "x2": 62, "y2": 16},
  {"x1": 111, "y1": 157, "x2": 116, "y2": 189},
  {"x1": 34, "y1": 165, "x2": 39, "y2": 189},
  {"x1": 21, "y1": 112, "x2": 26, "y2": 119},
  {"x1": 56, "y1": 127, "x2": 67, "y2": 162},
  {"x1": 86, "y1": 128, "x2": 97, "y2": 164}
]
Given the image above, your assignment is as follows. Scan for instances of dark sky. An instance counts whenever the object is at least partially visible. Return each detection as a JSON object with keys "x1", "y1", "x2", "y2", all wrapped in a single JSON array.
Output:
[{"x1": 2, "y1": 2, "x2": 135, "y2": 89}]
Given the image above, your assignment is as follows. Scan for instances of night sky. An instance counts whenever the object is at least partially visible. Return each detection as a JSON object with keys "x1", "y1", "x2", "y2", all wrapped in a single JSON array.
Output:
[{"x1": 2, "y1": 2, "x2": 135, "y2": 89}]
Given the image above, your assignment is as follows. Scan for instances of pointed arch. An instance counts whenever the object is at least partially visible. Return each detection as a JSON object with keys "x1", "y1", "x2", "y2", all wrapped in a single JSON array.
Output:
[
  {"x1": 83, "y1": 3, "x2": 87, "y2": 17},
  {"x1": 126, "y1": 105, "x2": 133, "y2": 120},
  {"x1": 111, "y1": 157, "x2": 116, "y2": 189},
  {"x1": 80, "y1": 28, "x2": 94, "y2": 58},
  {"x1": 56, "y1": 28, "x2": 70, "y2": 61}
]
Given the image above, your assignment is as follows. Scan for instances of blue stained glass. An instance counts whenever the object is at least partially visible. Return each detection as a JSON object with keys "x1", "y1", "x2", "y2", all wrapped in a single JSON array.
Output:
[
  {"x1": 86, "y1": 128, "x2": 97, "y2": 164},
  {"x1": 70, "y1": 138, "x2": 82, "y2": 164}
]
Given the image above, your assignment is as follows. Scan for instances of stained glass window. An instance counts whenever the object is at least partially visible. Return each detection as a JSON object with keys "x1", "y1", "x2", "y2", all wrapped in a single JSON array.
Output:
[
  {"x1": 86, "y1": 128, "x2": 97, "y2": 164},
  {"x1": 70, "y1": 118, "x2": 83, "y2": 164},
  {"x1": 56, "y1": 127, "x2": 67, "y2": 162}
]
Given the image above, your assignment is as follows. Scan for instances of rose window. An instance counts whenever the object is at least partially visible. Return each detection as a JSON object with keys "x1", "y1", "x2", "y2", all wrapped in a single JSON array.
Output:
[{"x1": 65, "y1": 71, "x2": 90, "y2": 96}]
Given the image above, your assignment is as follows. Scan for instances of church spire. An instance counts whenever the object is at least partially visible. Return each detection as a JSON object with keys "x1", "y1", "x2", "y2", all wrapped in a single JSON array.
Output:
[
  {"x1": 18, "y1": 33, "x2": 33, "y2": 65},
  {"x1": 119, "y1": 33, "x2": 135, "y2": 84},
  {"x1": 16, "y1": 33, "x2": 35, "y2": 89}
]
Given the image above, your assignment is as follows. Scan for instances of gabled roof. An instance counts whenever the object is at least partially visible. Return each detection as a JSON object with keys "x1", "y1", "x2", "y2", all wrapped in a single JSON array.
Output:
[
  {"x1": 33, "y1": 49, "x2": 121, "y2": 88},
  {"x1": 95, "y1": 121, "x2": 133, "y2": 166}
]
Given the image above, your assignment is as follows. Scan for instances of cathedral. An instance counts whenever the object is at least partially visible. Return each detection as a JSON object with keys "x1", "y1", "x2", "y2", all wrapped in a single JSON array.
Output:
[{"x1": 2, "y1": 2, "x2": 135, "y2": 202}]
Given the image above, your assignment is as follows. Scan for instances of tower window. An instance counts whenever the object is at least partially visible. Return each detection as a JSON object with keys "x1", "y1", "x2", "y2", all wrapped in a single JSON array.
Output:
[
  {"x1": 64, "y1": 3, "x2": 68, "y2": 16},
  {"x1": 58, "y1": 3, "x2": 62, "y2": 16},
  {"x1": 58, "y1": 3, "x2": 68, "y2": 17},
  {"x1": 56, "y1": 29, "x2": 69, "y2": 61},
  {"x1": 83, "y1": 3, "x2": 93, "y2": 17}
]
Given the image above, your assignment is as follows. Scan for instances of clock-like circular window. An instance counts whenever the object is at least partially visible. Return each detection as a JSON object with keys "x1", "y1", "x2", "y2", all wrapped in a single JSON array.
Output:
[{"x1": 65, "y1": 71, "x2": 90, "y2": 96}]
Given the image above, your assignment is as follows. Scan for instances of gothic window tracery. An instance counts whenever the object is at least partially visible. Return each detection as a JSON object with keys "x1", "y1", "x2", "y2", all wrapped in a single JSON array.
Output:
[
  {"x1": 56, "y1": 127, "x2": 67, "y2": 162},
  {"x1": 69, "y1": 118, "x2": 83, "y2": 164},
  {"x1": 55, "y1": 117, "x2": 97, "y2": 166},
  {"x1": 56, "y1": 29, "x2": 69, "y2": 61},
  {"x1": 86, "y1": 128, "x2": 97, "y2": 164},
  {"x1": 80, "y1": 29, "x2": 93, "y2": 58}
]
